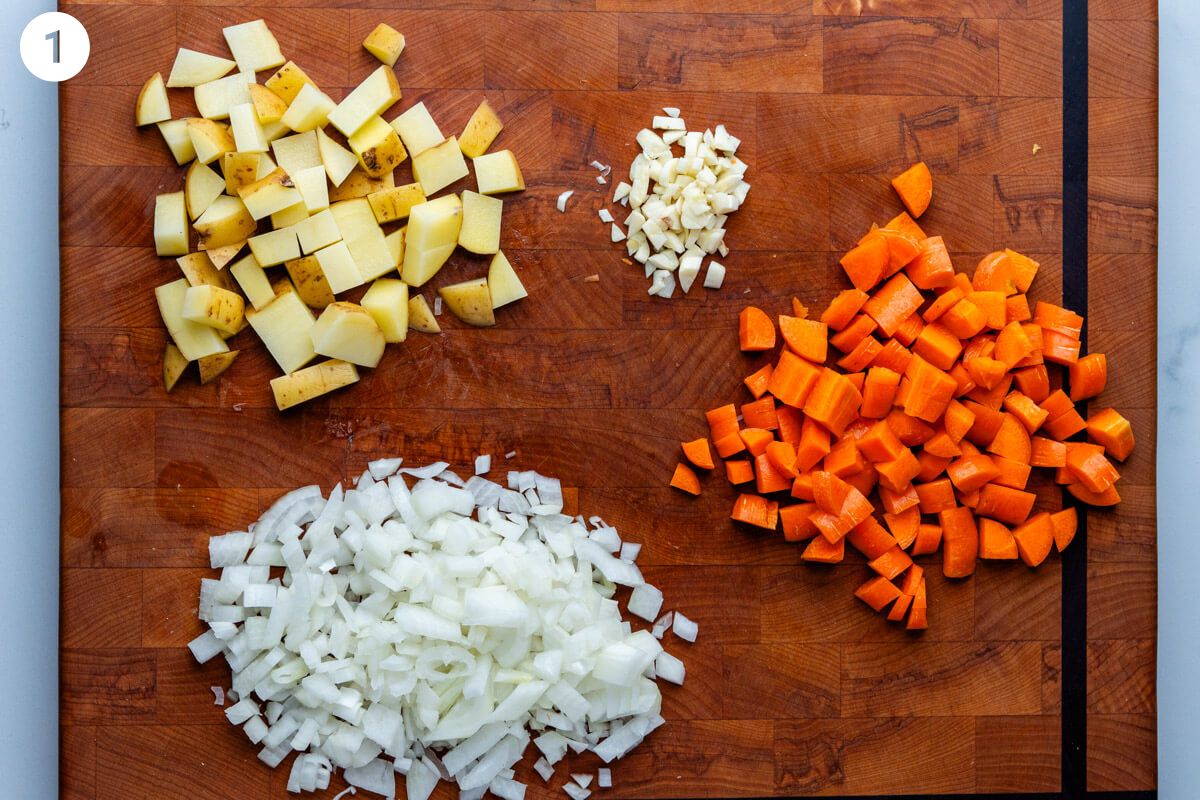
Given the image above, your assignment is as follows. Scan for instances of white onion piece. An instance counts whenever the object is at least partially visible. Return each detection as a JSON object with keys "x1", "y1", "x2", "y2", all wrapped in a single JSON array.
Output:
[
  {"x1": 564, "y1": 785, "x2": 591, "y2": 800},
  {"x1": 211, "y1": 686, "x2": 225, "y2": 705},
  {"x1": 627, "y1": 585, "x2": 663, "y2": 622},
  {"x1": 556, "y1": 190, "x2": 573, "y2": 212},
  {"x1": 672, "y1": 612, "x2": 698, "y2": 643},
  {"x1": 597, "y1": 768, "x2": 612, "y2": 788},
  {"x1": 571, "y1": 773, "x2": 593, "y2": 788},
  {"x1": 474, "y1": 454, "x2": 491, "y2": 475}
]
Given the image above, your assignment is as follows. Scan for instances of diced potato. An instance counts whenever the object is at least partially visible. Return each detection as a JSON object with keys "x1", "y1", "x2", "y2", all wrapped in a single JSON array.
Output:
[
  {"x1": 167, "y1": 48, "x2": 236, "y2": 88},
  {"x1": 458, "y1": 190, "x2": 502, "y2": 255},
  {"x1": 271, "y1": 131, "x2": 321, "y2": 177},
  {"x1": 363, "y1": 23, "x2": 406, "y2": 67},
  {"x1": 223, "y1": 151, "x2": 261, "y2": 195},
  {"x1": 186, "y1": 118, "x2": 235, "y2": 165},
  {"x1": 473, "y1": 149, "x2": 525, "y2": 195},
  {"x1": 157, "y1": 119, "x2": 197, "y2": 165},
  {"x1": 317, "y1": 127, "x2": 360, "y2": 187},
  {"x1": 199, "y1": 350, "x2": 239, "y2": 384},
  {"x1": 270, "y1": 359, "x2": 359, "y2": 410},
  {"x1": 154, "y1": 192, "x2": 188, "y2": 256},
  {"x1": 162, "y1": 342, "x2": 189, "y2": 392},
  {"x1": 328, "y1": 167, "x2": 393, "y2": 202},
  {"x1": 223, "y1": 19, "x2": 285, "y2": 74},
  {"x1": 294, "y1": 208, "x2": 341, "y2": 254},
  {"x1": 184, "y1": 160, "x2": 226, "y2": 221},
  {"x1": 248, "y1": 227, "x2": 301, "y2": 267},
  {"x1": 438, "y1": 277, "x2": 495, "y2": 327},
  {"x1": 407, "y1": 294, "x2": 441, "y2": 334},
  {"x1": 246, "y1": 290, "x2": 317, "y2": 374},
  {"x1": 229, "y1": 253, "x2": 275, "y2": 310},
  {"x1": 459, "y1": 99, "x2": 503, "y2": 159},
  {"x1": 327, "y1": 66, "x2": 402, "y2": 137},
  {"x1": 194, "y1": 195, "x2": 257, "y2": 250},
  {"x1": 405, "y1": 194, "x2": 463, "y2": 252},
  {"x1": 367, "y1": 182, "x2": 425, "y2": 224},
  {"x1": 136, "y1": 72, "x2": 171, "y2": 126},
  {"x1": 182, "y1": 284, "x2": 245, "y2": 334},
  {"x1": 385, "y1": 227, "x2": 405, "y2": 268},
  {"x1": 330, "y1": 198, "x2": 394, "y2": 282},
  {"x1": 248, "y1": 84, "x2": 287, "y2": 124},
  {"x1": 271, "y1": 202, "x2": 309, "y2": 229},
  {"x1": 261, "y1": 120, "x2": 290, "y2": 143},
  {"x1": 264, "y1": 61, "x2": 316, "y2": 105},
  {"x1": 411, "y1": 136, "x2": 468, "y2": 195},
  {"x1": 293, "y1": 165, "x2": 330, "y2": 213},
  {"x1": 348, "y1": 116, "x2": 407, "y2": 178},
  {"x1": 194, "y1": 72, "x2": 253, "y2": 121},
  {"x1": 256, "y1": 152, "x2": 279, "y2": 178},
  {"x1": 286, "y1": 255, "x2": 336, "y2": 309},
  {"x1": 229, "y1": 102, "x2": 268, "y2": 153},
  {"x1": 281, "y1": 83, "x2": 337, "y2": 133},
  {"x1": 204, "y1": 241, "x2": 246, "y2": 270},
  {"x1": 271, "y1": 275, "x2": 298, "y2": 299},
  {"x1": 156, "y1": 278, "x2": 230, "y2": 361},
  {"x1": 361, "y1": 278, "x2": 409, "y2": 343},
  {"x1": 390, "y1": 102, "x2": 443, "y2": 157},
  {"x1": 487, "y1": 250, "x2": 527, "y2": 309},
  {"x1": 311, "y1": 302, "x2": 386, "y2": 368},
  {"x1": 177, "y1": 251, "x2": 235, "y2": 291},
  {"x1": 239, "y1": 167, "x2": 303, "y2": 220},
  {"x1": 314, "y1": 241, "x2": 364, "y2": 295}
]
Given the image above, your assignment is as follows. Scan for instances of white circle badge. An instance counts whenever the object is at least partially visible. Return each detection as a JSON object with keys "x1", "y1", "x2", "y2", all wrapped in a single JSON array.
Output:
[{"x1": 20, "y1": 12, "x2": 90, "y2": 82}]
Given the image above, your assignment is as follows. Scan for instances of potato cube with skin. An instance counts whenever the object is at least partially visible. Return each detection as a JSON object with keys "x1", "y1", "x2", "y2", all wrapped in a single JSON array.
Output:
[
  {"x1": 348, "y1": 116, "x2": 407, "y2": 178},
  {"x1": 182, "y1": 284, "x2": 246, "y2": 334},
  {"x1": 163, "y1": 343, "x2": 189, "y2": 392},
  {"x1": 368, "y1": 183, "x2": 425, "y2": 224},
  {"x1": 194, "y1": 72, "x2": 254, "y2": 121},
  {"x1": 314, "y1": 241, "x2": 364, "y2": 295},
  {"x1": 223, "y1": 20, "x2": 285, "y2": 74},
  {"x1": 184, "y1": 160, "x2": 226, "y2": 221},
  {"x1": 473, "y1": 150, "x2": 525, "y2": 195},
  {"x1": 204, "y1": 241, "x2": 246, "y2": 270},
  {"x1": 271, "y1": 202, "x2": 308, "y2": 229},
  {"x1": 311, "y1": 302, "x2": 386, "y2": 368},
  {"x1": 458, "y1": 190, "x2": 502, "y2": 255},
  {"x1": 229, "y1": 102, "x2": 268, "y2": 153},
  {"x1": 264, "y1": 61, "x2": 316, "y2": 105},
  {"x1": 155, "y1": 192, "x2": 189, "y2": 256},
  {"x1": 361, "y1": 278, "x2": 409, "y2": 342},
  {"x1": 459, "y1": 99, "x2": 503, "y2": 158},
  {"x1": 248, "y1": 83, "x2": 287, "y2": 123},
  {"x1": 438, "y1": 278, "x2": 495, "y2": 327},
  {"x1": 286, "y1": 255, "x2": 336, "y2": 309},
  {"x1": 136, "y1": 73, "x2": 171, "y2": 126},
  {"x1": 271, "y1": 131, "x2": 321, "y2": 178},
  {"x1": 317, "y1": 127, "x2": 359, "y2": 187},
  {"x1": 329, "y1": 168, "x2": 393, "y2": 203},
  {"x1": 194, "y1": 195, "x2": 257, "y2": 250},
  {"x1": 156, "y1": 279, "x2": 230, "y2": 361},
  {"x1": 176, "y1": 252, "x2": 235, "y2": 292},
  {"x1": 186, "y1": 118, "x2": 235, "y2": 165},
  {"x1": 294, "y1": 208, "x2": 341, "y2": 254},
  {"x1": 199, "y1": 350, "x2": 239, "y2": 384},
  {"x1": 281, "y1": 84, "x2": 337, "y2": 133},
  {"x1": 229, "y1": 253, "x2": 275, "y2": 310},
  {"x1": 157, "y1": 119, "x2": 197, "y2": 165},
  {"x1": 247, "y1": 290, "x2": 317, "y2": 374},
  {"x1": 327, "y1": 66, "x2": 402, "y2": 138},
  {"x1": 248, "y1": 227, "x2": 301, "y2": 267},
  {"x1": 407, "y1": 295, "x2": 440, "y2": 333},
  {"x1": 239, "y1": 168, "x2": 303, "y2": 220},
  {"x1": 330, "y1": 199, "x2": 394, "y2": 282},
  {"x1": 363, "y1": 23, "x2": 405, "y2": 67},
  {"x1": 487, "y1": 250, "x2": 527, "y2": 308},
  {"x1": 390, "y1": 102, "x2": 443, "y2": 157},
  {"x1": 385, "y1": 227, "x2": 404, "y2": 268},
  {"x1": 270, "y1": 360, "x2": 359, "y2": 410},
  {"x1": 223, "y1": 151, "x2": 261, "y2": 196},
  {"x1": 293, "y1": 165, "x2": 330, "y2": 213},
  {"x1": 404, "y1": 194, "x2": 462, "y2": 252},
  {"x1": 411, "y1": 137, "x2": 468, "y2": 195},
  {"x1": 168, "y1": 49, "x2": 236, "y2": 88}
]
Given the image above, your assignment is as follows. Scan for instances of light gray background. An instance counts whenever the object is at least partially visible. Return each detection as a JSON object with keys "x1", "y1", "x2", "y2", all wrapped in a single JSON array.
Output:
[{"x1": 0, "y1": 0, "x2": 1189, "y2": 796}]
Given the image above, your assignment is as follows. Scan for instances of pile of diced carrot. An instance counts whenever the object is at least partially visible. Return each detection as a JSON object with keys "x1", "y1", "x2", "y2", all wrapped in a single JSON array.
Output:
[{"x1": 669, "y1": 162, "x2": 1134, "y2": 631}]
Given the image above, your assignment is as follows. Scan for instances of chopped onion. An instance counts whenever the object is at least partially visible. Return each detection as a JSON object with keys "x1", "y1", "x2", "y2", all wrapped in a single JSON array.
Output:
[
  {"x1": 662, "y1": 107, "x2": 680, "y2": 117},
  {"x1": 702, "y1": 260, "x2": 726, "y2": 289},
  {"x1": 597, "y1": 209, "x2": 613, "y2": 224},
  {"x1": 211, "y1": 686, "x2": 225, "y2": 705},
  {"x1": 474, "y1": 454, "x2": 492, "y2": 475},
  {"x1": 571, "y1": 773, "x2": 593, "y2": 788},
  {"x1": 672, "y1": 612, "x2": 698, "y2": 643},
  {"x1": 564, "y1": 785, "x2": 591, "y2": 800},
  {"x1": 433, "y1": 296, "x2": 443, "y2": 315},
  {"x1": 556, "y1": 191, "x2": 573, "y2": 213}
]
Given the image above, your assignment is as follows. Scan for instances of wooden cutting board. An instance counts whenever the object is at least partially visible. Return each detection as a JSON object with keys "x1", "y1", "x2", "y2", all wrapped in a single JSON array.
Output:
[{"x1": 59, "y1": 1, "x2": 1158, "y2": 797}]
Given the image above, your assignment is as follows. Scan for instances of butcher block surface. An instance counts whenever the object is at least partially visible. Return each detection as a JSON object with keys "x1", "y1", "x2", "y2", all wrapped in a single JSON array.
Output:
[{"x1": 59, "y1": 1, "x2": 1157, "y2": 797}]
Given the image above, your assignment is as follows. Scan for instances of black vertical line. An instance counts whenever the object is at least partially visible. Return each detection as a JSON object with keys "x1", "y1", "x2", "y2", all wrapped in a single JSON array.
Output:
[{"x1": 1062, "y1": 0, "x2": 1089, "y2": 797}]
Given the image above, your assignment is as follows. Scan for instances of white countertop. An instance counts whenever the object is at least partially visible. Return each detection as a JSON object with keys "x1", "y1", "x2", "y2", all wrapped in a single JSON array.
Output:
[{"x1": 0, "y1": 0, "x2": 1189, "y2": 796}]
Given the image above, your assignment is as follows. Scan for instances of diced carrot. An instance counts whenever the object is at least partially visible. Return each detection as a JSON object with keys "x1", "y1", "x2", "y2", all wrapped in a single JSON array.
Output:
[
  {"x1": 970, "y1": 291, "x2": 1007, "y2": 330},
  {"x1": 741, "y1": 397, "x2": 779, "y2": 431},
  {"x1": 869, "y1": 545, "x2": 914, "y2": 581},
  {"x1": 1065, "y1": 442, "x2": 1121, "y2": 492},
  {"x1": 891, "y1": 162, "x2": 933, "y2": 218},
  {"x1": 1005, "y1": 249, "x2": 1040, "y2": 292},
  {"x1": 969, "y1": 373, "x2": 1015, "y2": 411},
  {"x1": 1003, "y1": 391, "x2": 1050, "y2": 433},
  {"x1": 900, "y1": 565, "x2": 925, "y2": 596},
  {"x1": 706, "y1": 404, "x2": 740, "y2": 441},
  {"x1": 846, "y1": 371, "x2": 867, "y2": 393},
  {"x1": 846, "y1": 516, "x2": 897, "y2": 559},
  {"x1": 804, "y1": 368, "x2": 863, "y2": 437},
  {"x1": 1013, "y1": 511, "x2": 1055, "y2": 567},
  {"x1": 1030, "y1": 436, "x2": 1067, "y2": 468},
  {"x1": 1005, "y1": 293, "x2": 1032, "y2": 324},
  {"x1": 1067, "y1": 482, "x2": 1121, "y2": 506},
  {"x1": 821, "y1": 289, "x2": 870, "y2": 331},
  {"x1": 860, "y1": 367, "x2": 900, "y2": 419},
  {"x1": 952, "y1": 272, "x2": 973, "y2": 295},
  {"x1": 812, "y1": 470, "x2": 851, "y2": 515},
  {"x1": 962, "y1": 334, "x2": 996, "y2": 363},
  {"x1": 975, "y1": 484, "x2": 1036, "y2": 525},
  {"x1": 1042, "y1": 329, "x2": 1082, "y2": 365},
  {"x1": 740, "y1": 427, "x2": 774, "y2": 458},
  {"x1": 946, "y1": 453, "x2": 1001, "y2": 493},
  {"x1": 791, "y1": 472, "x2": 815, "y2": 501},
  {"x1": 907, "y1": 236, "x2": 957, "y2": 290},
  {"x1": 943, "y1": 400, "x2": 976, "y2": 443},
  {"x1": 670, "y1": 463, "x2": 701, "y2": 496},
  {"x1": 916, "y1": 479, "x2": 956, "y2": 514},
  {"x1": 1055, "y1": 465, "x2": 1077, "y2": 485},
  {"x1": 1069, "y1": 352, "x2": 1107, "y2": 401},
  {"x1": 886, "y1": 409, "x2": 936, "y2": 446},
  {"x1": 1039, "y1": 389, "x2": 1074, "y2": 419},
  {"x1": 774, "y1": 405, "x2": 802, "y2": 446},
  {"x1": 964, "y1": 357, "x2": 1008, "y2": 391},
  {"x1": 906, "y1": 579, "x2": 929, "y2": 630},
  {"x1": 892, "y1": 312, "x2": 925, "y2": 347},
  {"x1": 791, "y1": 297, "x2": 809, "y2": 318},
  {"x1": 1014, "y1": 364, "x2": 1051, "y2": 403},
  {"x1": 876, "y1": 448, "x2": 922, "y2": 493},
  {"x1": 841, "y1": 231, "x2": 890, "y2": 292},
  {"x1": 1043, "y1": 406, "x2": 1088, "y2": 441},
  {"x1": 1087, "y1": 407, "x2": 1135, "y2": 461},
  {"x1": 823, "y1": 438, "x2": 864, "y2": 477},
  {"x1": 871, "y1": 339, "x2": 914, "y2": 375},
  {"x1": 916, "y1": 450, "x2": 952, "y2": 482},
  {"x1": 837, "y1": 336, "x2": 883, "y2": 372},
  {"x1": 949, "y1": 363, "x2": 976, "y2": 397},
  {"x1": 978, "y1": 518, "x2": 1019, "y2": 559},
  {"x1": 845, "y1": 463, "x2": 878, "y2": 498},
  {"x1": 940, "y1": 506, "x2": 979, "y2": 578},
  {"x1": 923, "y1": 286, "x2": 965, "y2": 323},
  {"x1": 766, "y1": 441, "x2": 799, "y2": 479},
  {"x1": 792, "y1": 418, "x2": 830, "y2": 474},
  {"x1": 714, "y1": 431, "x2": 747, "y2": 458},
  {"x1": 739, "y1": 306, "x2": 775, "y2": 351},
  {"x1": 1033, "y1": 301, "x2": 1084, "y2": 338},
  {"x1": 990, "y1": 456, "x2": 1032, "y2": 490},
  {"x1": 994, "y1": 321, "x2": 1035, "y2": 368},
  {"x1": 940, "y1": 298, "x2": 989, "y2": 340},
  {"x1": 780, "y1": 503, "x2": 818, "y2": 542},
  {"x1": 962, "y1": 400, "x2": 1005, "y2": 447},
  {"x1": 768, "y1": 350, "x2": 822, "y2": 408},
  {"x1": 744, "y1": 363, "x2": 774, "y2": 399},
  {"x1": 864, "y1": 273, "x2": 924, "y2": 337},
  {"x1": 879, "y1": 483, "x2": 920, "y2": 515},
  {"x1": 902, "y1": 355, "x2": 957, "y2": 422},
  {"x1": 923, "y1": 431, "x2": 962, "y2": 459},
  {"x1": 780, "y1": 315, "x2": 828, "y2": 363},
  {"x1": 855, "y1": 575, "x2": 902, "y2": 612},
  {"x1": 887, "y1": 592, "x2": 914, "y2": 622},
  {"x1": 987, "y1": 413, "x2": 1032, "y2": 464},
  {"x1": 802, "y1": 534, "x2": 845, "y2": 563},
  {"x1": 829, "y1": 314, "x2": 878, "y2": 353},
  {"x1": 682, "y1": 438, "x2": 715, "y2": 470},
  {"x1": 914, "y1": 323, "x2": 963, "y2": 371},
  {"x1": 958, "y1": 488, "x2": 981, "y2": 508},
  {"x1": 884, "y1": 506, "x2": 920, "y2": 549},
  {"x1": 725, "y1": 459, "x2": 755, "y2": 485},
  {"x1": 878, "y1": 227, "x2": 923, "y2": 275},
  {"x1": 1051, "y1": 507, "x2": 1078, "y2": 551},
  {"x1": 731, "y1": 493, "x2": 779, "y2": 529},
  {"x1": 857, "y1": 420, "x2": 906, "y2": 463},
  {"x1": 973, "y1": 251, "x2": 1017, "y2": 295},
  {"x1": 911, "y1": 523, "x2": 943, "y2": 556}
]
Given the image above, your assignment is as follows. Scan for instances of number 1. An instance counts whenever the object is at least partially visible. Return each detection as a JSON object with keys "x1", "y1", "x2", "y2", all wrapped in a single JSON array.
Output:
[{"x1": 45, "y1": 29, "x2": 60, "y2": 64}]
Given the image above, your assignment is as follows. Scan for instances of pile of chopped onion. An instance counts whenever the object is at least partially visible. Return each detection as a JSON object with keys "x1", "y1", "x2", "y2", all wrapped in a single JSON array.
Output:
[
  {"x1": 609, "y1": 109, "x2": 749, "y2": 298},
  {"x1": 189, "y1": 458, "x2": 695, "y2": 799}
]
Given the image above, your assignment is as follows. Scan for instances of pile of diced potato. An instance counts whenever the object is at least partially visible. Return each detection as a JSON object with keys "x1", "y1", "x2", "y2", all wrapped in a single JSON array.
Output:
[{"x1": 138, "y1": 20, "x2": 529, "y2": 409}]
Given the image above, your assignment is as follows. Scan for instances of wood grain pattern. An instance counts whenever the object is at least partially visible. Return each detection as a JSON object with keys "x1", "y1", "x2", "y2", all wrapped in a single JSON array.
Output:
[{"x1": 58, "y1": 0, "x2": 1156, "y2": 796}]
